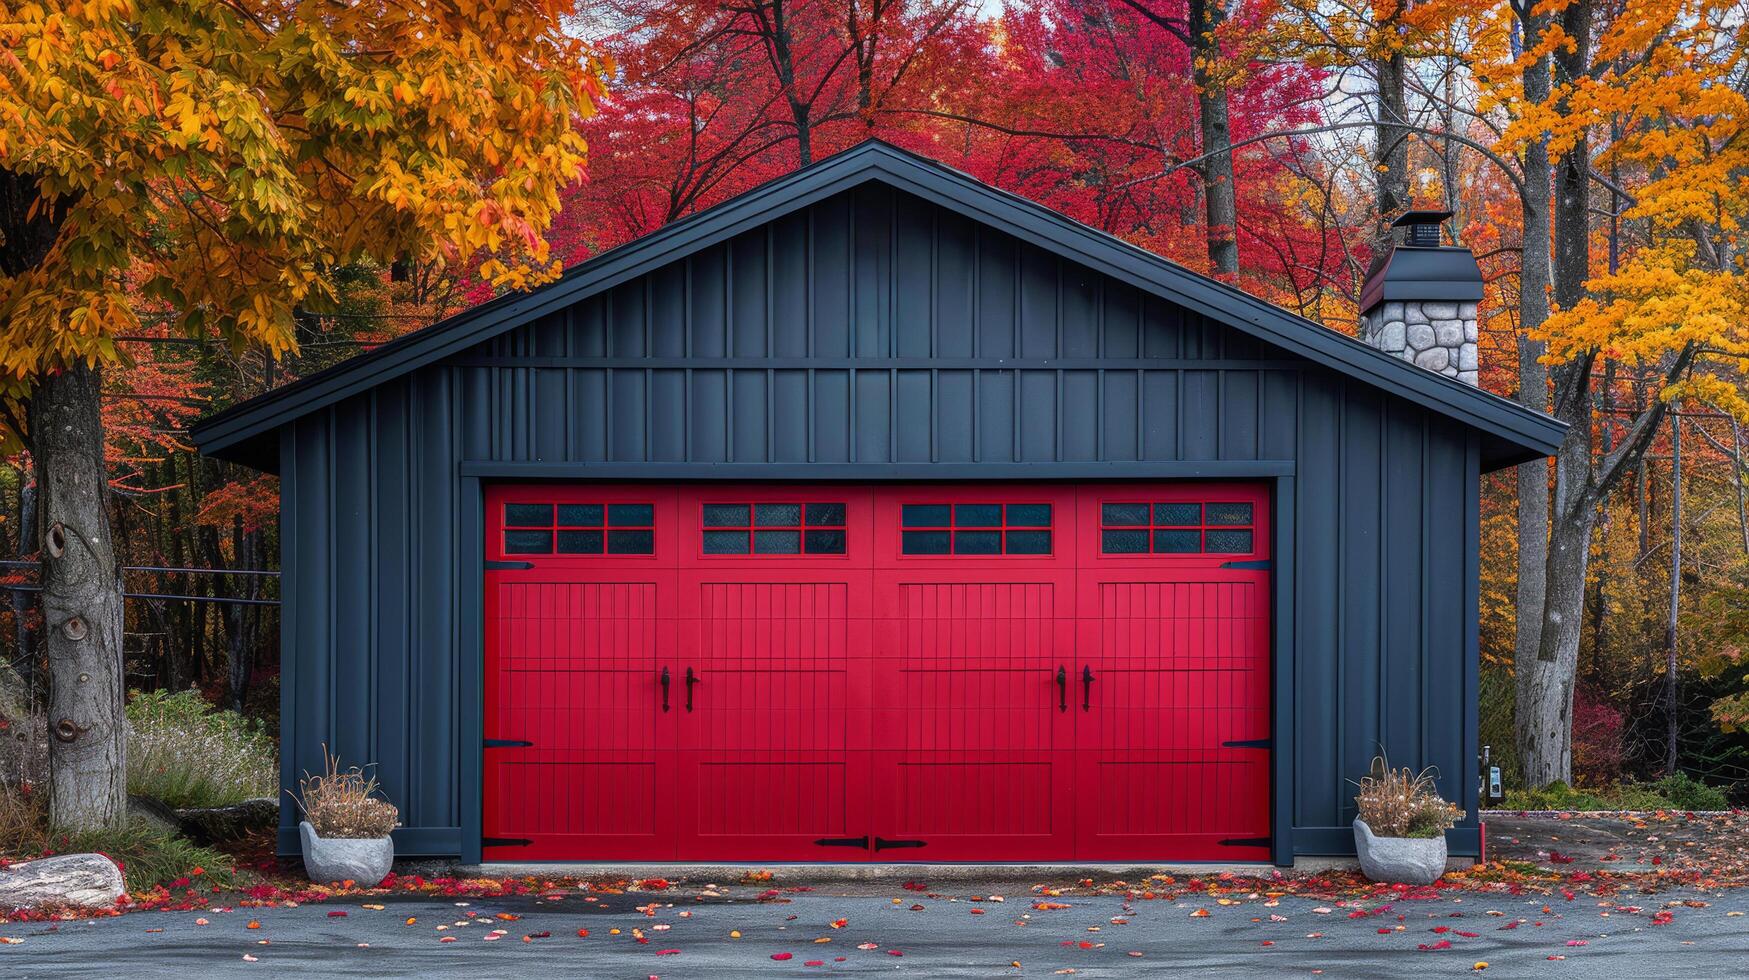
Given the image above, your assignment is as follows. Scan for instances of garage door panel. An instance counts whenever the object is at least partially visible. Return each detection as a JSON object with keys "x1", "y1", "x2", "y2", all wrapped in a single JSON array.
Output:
[
  {"x1": 1075, "y1": 570, "x2": 1271, "y2": 859},
  {"x1": 676, "y1": 571, "x2": 874, "y2": 859}
]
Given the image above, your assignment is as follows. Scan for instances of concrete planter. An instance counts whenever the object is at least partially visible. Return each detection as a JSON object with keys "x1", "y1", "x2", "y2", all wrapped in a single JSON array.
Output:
[
  {"x1": 1352, "y1": 818, "x2": 1446, "y2": 885},
  {"x1": 299, "y1": 821, "x2": 393, "y2": 886}
]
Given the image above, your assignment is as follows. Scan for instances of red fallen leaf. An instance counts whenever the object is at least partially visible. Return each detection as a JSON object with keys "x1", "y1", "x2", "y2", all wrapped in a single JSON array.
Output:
[
  {"x1": 1378, "y1": 928, "x2": 1392, "y2": 934},
  {"x1": 524, "y1": 932, "x2": 551, "y2": 941},
  {"x1": 805, "y1": 961, "x2": 825, "y2": 967},
  {"x1": 909, "y1": 904, "x2": 926, "y2": 911},
  {"x1": 1650, "y1": 911, "x2": 1674, "y2": 926},
  {"x1": 327, "y1": 911, "x2": 348, "y2": 918},
  {"x1": 886, "y1": 949, "x2": 904, "y2": 956},
  {"x1": 1566, "y1": 940, "x2": 1589, "y2": 946},
  {"x1": 656, "y1": 949, "x2": 680, "y2": 955},
  {"x1": 1498, "y1": 922, "x2": 1520, "y2": 931},
  {"x1": 1417, "y1": 940, "x2": 1453, "y2": 951},
  {"x1": 1652, "y1": 856, "x2": 1663, "y2": 865},
  {"x1": 1432, "y1": 926, "x2": 1450, "y2": 934},
  {"x1": 830, "y1": 918, "x2": 847, "y2": 929},
  {"x1": 772, "y1": 953, "x2": 793, "y2": 961},
  {"x1": 1548, "y1": 851, "x2": 1574, "y2": 864},
  {"x1": 1456, "y1": 931, "x2": 1480, "y2": 938},
  {"x1": 576, "y1": 928, "x2": 589, "y2": 937}
]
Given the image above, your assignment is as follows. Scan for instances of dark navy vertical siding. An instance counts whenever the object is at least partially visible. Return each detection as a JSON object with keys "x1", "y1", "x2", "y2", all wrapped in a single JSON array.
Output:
[{"x1": 272, "y1": 184, "x2": 1483, "y2": 858}]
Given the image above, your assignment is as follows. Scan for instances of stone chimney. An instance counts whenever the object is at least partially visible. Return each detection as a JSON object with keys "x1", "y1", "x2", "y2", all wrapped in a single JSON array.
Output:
[{"x1": 1358, "y1": 210, "x2": 1484, "y2": 385}]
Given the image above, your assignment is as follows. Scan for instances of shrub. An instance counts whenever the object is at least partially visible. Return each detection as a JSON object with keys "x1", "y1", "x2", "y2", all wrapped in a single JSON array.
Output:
[
  {"x1": 1650, "y1": 772, "x2": 1731, "y2": 810},
  {"x1": 126, "y1": 689, "x2": 276, "y2": 809},
  {"x1": 294, "y1": 748, "x2": 398, "y2": 839},
  {"x1": 1353, "y1": 756, "x2": 1464, "y2": 839},
  {"x1": 1501, "y1": 775, "x2": 1731, "y2": 812}
]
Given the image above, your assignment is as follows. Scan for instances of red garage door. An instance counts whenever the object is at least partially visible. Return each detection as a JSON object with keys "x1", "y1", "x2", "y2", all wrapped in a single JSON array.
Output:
[{"x1": 483, "y1": 483, "x2": 1270, "y2": 862}]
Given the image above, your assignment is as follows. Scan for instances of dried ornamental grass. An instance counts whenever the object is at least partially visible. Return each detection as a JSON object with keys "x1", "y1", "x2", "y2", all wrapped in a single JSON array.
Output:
[
  {"x1": 294, "y1": 747, "x2": 400, "y2": 839},
  {"x1": 1353, "y1": 755, "x2": 1464, "y2": 839}
]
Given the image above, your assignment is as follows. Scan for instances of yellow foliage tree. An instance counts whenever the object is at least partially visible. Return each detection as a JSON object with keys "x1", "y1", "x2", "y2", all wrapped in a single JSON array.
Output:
[{"x1": 0, "y1": 0, "x2": 605, "y2": 830}]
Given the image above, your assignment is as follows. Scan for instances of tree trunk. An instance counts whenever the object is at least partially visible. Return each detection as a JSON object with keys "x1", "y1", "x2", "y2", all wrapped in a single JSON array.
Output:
[
  {"x1": 26, "y1": 363, "x2": 127, "y2": 831},
  {"x1": 1518, "y1": 0, "x2": 1596, "y2": 787},
  {"x1": 1373, "y1": 38, "x2": 1410, "y2": 226},
  {"x1": 1664, "y1": 413, "x2": 1680, "y2": 775},
  {"x1": 1189, "y1": 0, "x2": 1239, "y2": 279},
  {"x1": 1513, "y1": 4, "x2": 1552, "y2": 755}
]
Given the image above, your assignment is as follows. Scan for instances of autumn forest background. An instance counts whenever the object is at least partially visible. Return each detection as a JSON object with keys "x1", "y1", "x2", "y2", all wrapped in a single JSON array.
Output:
[{"x1": 3, "y1": 0, "x2": 1748, "y2": 808}]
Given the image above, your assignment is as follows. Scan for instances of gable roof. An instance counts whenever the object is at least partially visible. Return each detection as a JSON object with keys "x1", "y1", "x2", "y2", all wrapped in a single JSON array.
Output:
[{"x1": 192, "y1": 139, "x2": 1564, "y2": 472}]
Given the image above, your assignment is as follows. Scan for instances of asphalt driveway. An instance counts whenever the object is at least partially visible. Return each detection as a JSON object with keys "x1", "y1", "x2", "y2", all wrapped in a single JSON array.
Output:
[{"x1": 6, "y1": 880, "x2": 1749, "y2": 978}]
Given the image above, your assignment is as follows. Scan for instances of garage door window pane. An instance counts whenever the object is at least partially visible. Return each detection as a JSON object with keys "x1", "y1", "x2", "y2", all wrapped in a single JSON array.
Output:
[
  {"x1": 1205, "y1": 529, "x2": 1253, "y2": 553},
  {"x1": 1006, "y1": 503, "x2": 1052, "y2": 527},
  {"x1": 703, "y1": 530, "x2": 749, "y2": 554},
  {"x1": 953, "y1": 530, "x2": 1001, "y2": 554},
  {"x1": 805, "y1": 529, "x2": 846, "y2": 554},
  {"x1": 1154, "y1": 529, "x2": 1201, "y2": 553},
  {"x1": 954, "y1": 503, "x2": 1002, "y2": 527},
  {"x1": 609, "y1": 503, "x2": 654, "y2": 527},
  {"x1": 1102, "y1": 529, "x2": 1148, "y2": 553},
  {"x1": 902, "y1": 530, "x2": 950, "y2": 554},
  {"x1": 1101, "y1": 502, "x2": 1149, "y2": 526},
  {"x1": 505, "y1": 530, "x2": 553, "y2": 554},
  {"x1": 903, "y1": 504, "x2": 951, "y2": 527},
  {"x1": 805, "y1": 503, "x2": 846, "y2": 526},
  {"x1": 505, "y1": 503, "x2": 552, "y2": 527},
  {"x1": 556, "y1": 504, "x2": 604, "y2": 527},
  {"x1": 754, "y1": 530, "x2": 801, "y2": 553},
  {"x1": 755, "y1": 503, "x2": 802, "y2": 527},
  {"x1": 1005, "y1": 530, "x2": 1052, "y2": 554},
  {"x1": 556, "y1": 530, "x2": 604, "y2": 554},
  {"x1": 607, "y1": 529, "x2": 654, "y2": 554},
  {"x1": 1154, "y1": 503, "x2": 1201, "y2": 526},
  {"x1": 702, "y1": 503, "x2": 749, "y2": 527},
  {"x1": 1205, "y1": 502, "x2": 1253, "y2": 526}
]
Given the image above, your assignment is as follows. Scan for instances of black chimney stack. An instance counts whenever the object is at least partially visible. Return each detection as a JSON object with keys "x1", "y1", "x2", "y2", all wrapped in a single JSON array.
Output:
[{"x1": 1394, "y1": 209, "x2": 1451, "y2": 247}]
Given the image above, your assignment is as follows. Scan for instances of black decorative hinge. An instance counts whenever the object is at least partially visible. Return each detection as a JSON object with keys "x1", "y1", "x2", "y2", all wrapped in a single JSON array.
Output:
[
  {"x1": 483, "y1": 738, "x2": 533, "y2": 748},
  {"x1": 485, "y1": 559, "x2": 534, "y2": 571},
  {"x1": 482, "y1": 837, "x2": 533, "y2": 848},
  {"x1": 814, "y1": 836, "x2": 870, "y2": 848},
  {"x1": 1222, "y1": 737, "x2": 1272, "y2": 750},
  {"x1": 873, "y1": 837, "x2": 926, "y2": 851},
  {"x1": 1219, "y1": 559, "x2": 1272, "y2": 570},
  {"x1": 1218, "y1": 836, "x2": 1271, "y2": 848}
]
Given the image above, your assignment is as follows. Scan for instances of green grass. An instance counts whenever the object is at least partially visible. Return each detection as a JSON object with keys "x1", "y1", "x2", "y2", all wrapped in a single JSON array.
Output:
[
  {"x1": 57, "y1": 820, "x2": 245, "y2": 893},
  {"x1": 1500, "y1": 774, "x2": 1731, "y2": 812}
]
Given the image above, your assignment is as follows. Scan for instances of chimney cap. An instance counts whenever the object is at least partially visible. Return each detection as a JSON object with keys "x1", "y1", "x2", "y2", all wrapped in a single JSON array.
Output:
[{"x1": 1391, "y1": 209, "x2": 1455, "y2": 228}]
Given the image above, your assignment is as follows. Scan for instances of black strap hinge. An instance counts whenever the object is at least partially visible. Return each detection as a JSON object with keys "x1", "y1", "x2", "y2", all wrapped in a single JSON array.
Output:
[
  {"x1": 1222, "y1": 737, "x2": 1272, "y2": 750},
  {"x1": 1219, "y1": 559, "x2": 1272, "y2": 570},
  {"x1": 814, "y1": 836, "x2": 870, "y2": 848},
  {"x1": 485, "y1": 559, "x2": 534, "y2": 571},
  {"x1": 873, "y1": 837, "x2": 926, "y2": 851},
  {"x1": 1219, "y1": 836, "x2": 1271, "y2": 848},
  {"x1": 482, "y1": 837, "x2": 533, "y2": 848},
  {"x1": 483, "y1": 738, "x2": 533, "y2": 748}
]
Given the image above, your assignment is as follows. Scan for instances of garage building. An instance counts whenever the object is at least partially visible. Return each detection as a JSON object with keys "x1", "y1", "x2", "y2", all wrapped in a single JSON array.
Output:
[{"x1": 194, "y1": 141, "x2": 1563, "y2": 865}]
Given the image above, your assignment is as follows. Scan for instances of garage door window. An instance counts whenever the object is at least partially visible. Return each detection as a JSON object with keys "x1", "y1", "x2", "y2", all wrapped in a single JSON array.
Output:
[
  {"x1": 502, "y1": 502, "x2": 654, "y2": 555},
  {"x1": 900, "y1": 502, "x2": 1052, "y2": 555},
  {"x1": 701, "y1": 502, "x2": 847, "y2": 555},
  {"x1": 1100, "y1": 500, "x2": 1254, "y2": 554}
]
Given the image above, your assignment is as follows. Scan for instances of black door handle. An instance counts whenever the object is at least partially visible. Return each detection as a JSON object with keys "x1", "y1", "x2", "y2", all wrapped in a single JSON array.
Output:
[
  {"x1": 1056, "y1": 666, "x2": 1067, "y2": 712},
  {"x1": 874, "y1": 837, "x2": 926, "y2": 850},
  {"x1": 1082, "y1": 665, "x2": 1094, "y2": 711},
  {"x1": 659, "y1": 666, "x2": 670, "y2": 712},
  {"x1": 685, "y1": 667, "x2": 700, "y2": 711}
]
